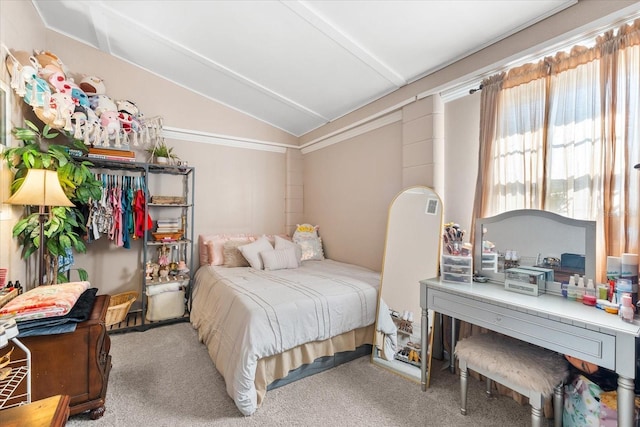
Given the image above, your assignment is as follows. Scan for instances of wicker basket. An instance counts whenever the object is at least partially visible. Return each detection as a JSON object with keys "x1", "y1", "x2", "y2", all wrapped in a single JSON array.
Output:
[{"x1": 106, "y1": 291, "x2": 138, "y2": 327}]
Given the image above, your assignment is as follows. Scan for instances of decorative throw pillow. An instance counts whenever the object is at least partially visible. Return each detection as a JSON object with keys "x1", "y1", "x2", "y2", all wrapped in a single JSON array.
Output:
[
  {"x1": 222, "y1": 240, "x2": 250, "y2": 267},
  {"x1": 238, "y1": 236, "x2": 273, "y2": 270},
  {"x1": 261, "y1": 247, "x2": 299, "y2": 271},
  {"x1": 298, "y1": 237, "x2": 325, "y2": 261},
  {"x1": 292, "y1": 223, "x2": 319, "y2": 240},
  {"x1": 274, "y1": 235, "x2": 302, "y2": 266},
  {"x1": 199, "y1": 234, "x2": 253, "y2": 266},
  {"x1": 292, "y1": 224, "x2": 324, "y2": 261}
]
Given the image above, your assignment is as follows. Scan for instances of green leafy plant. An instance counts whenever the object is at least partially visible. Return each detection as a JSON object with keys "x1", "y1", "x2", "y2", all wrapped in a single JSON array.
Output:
[
  {"x1": 2, "y1": 120, "x2": 103, "y2": 284},
  {"x1": 146, "y1": 139, "x2": 178, "y2": 161}
]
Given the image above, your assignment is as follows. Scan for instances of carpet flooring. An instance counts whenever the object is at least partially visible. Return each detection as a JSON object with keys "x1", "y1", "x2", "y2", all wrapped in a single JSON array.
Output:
[{"x1": 66, "y1": 322, "x2": 532, "y2": 426}]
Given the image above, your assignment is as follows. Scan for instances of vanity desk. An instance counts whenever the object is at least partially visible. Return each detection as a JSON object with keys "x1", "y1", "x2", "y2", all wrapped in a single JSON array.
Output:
[{"x1": 420, "y1": 277, "x2": 640, "y2": 427}]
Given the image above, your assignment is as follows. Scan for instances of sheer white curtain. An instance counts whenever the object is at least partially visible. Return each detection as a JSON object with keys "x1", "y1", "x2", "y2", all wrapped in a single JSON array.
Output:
[
  {"x1": 490, "y1": 71, "x2": 547, "y2": 213},
  {"x1": 474, "y1": 19, "x2": 640, "y2": 281}
]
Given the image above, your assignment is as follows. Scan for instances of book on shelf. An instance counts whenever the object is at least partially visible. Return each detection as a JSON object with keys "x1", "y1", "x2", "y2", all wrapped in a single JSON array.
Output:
[
  {"x1": 156, "y1": 228, "x2": 182, "y2": 233},
  {"x1": 87, "y1": 153, "x2": 137, "y2": 162},
  {"x1": 89, "y1": 147, "x2": 135, "y2": 158},
  {"x1": 68, "y1": 148, "x2": 137, "y2": 162}
]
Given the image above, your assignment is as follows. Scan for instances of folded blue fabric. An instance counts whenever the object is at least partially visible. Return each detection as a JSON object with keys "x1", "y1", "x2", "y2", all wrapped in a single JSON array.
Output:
[{"x1": 17, "y1": 288, "x2": 98, "y2": 337}]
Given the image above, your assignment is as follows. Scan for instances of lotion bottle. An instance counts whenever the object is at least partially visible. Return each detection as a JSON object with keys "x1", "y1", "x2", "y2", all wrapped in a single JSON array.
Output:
[
  {"x1": 567, "y1": 276, "x2": 577, "y2": 300},
  {"x1": 576, "y1": 276, "x2": 585, "y2": 302}
]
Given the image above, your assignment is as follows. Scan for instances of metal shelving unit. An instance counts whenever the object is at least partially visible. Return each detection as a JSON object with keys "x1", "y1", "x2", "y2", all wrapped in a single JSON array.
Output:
[{"x1": 84, "y1": 158, "x2": 195, "y2": 332}]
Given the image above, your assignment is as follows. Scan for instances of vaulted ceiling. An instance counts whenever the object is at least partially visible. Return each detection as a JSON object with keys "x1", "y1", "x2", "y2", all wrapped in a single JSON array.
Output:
[{"x1": 33, "y1": 0, "x2": 576, "y2": 136}]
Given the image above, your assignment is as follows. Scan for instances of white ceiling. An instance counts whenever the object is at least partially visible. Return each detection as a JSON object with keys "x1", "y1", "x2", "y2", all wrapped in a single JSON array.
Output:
[{"x1": 32, "y1": 0, "x2": 576, "y2": 136}]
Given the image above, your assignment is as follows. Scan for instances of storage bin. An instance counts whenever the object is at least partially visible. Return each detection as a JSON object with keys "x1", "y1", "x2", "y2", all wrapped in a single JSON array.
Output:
[
  {"x1": 105, "y1": 291, "x2": 138, "y2": 327},
  {"x1": 146, "y1": 288, "x2": 185, "y2": 321},
  {"x1": 441, "y1": 255, "x2": 472, "y2": 284}
]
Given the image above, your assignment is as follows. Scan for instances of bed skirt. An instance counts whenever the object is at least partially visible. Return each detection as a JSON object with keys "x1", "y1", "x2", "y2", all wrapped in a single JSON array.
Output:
[{"x1": 254, "y1": 324, "x2": 374, "y2": 406}]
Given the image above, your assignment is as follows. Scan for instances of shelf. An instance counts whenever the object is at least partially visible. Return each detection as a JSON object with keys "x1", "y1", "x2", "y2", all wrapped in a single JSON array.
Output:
[
  {"x1": 147, "y1": 239, "x2": 192, "y2": 245},
  {"x1": 145, "y1": 277, "x2": 190, "y2": 286},
  {"x1": 86, "y1": 159, "x2": 195, "y2": 330},
  {"x1": 0, "y1": 337, "x2": 31, "y2": 410},
  {"x1": 77, "y1": 157, "x2": 194, "y2": 175},
  {"x1": 0, "y1": 366, "x2": 29, "y2": 408},
  {"x1": 148, "y1": 203, "x2": 192, "y2": 208}
]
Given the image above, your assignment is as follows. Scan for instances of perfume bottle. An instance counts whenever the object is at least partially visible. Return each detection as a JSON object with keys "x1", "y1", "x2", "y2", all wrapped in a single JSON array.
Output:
[{"x1": 620, "y1": 294, "x2": 635, "y2": 323}]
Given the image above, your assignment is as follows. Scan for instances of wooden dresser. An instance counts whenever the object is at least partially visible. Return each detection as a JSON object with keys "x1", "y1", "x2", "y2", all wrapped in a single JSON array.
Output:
[{"x1": 15, "y1": 294, "x2": 112, "y2": 419}]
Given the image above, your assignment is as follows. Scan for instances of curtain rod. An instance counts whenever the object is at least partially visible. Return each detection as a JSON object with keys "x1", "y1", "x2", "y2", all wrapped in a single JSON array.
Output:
[{"x1": 469, "y1": 84, "x2": 483, "y2": 95}]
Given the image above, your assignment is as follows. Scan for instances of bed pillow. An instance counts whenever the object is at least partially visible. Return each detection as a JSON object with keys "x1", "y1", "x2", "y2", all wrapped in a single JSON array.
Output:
[
  {"x1": 199, "y1": 234, "x2": 253, "y2": 266},
  {"x1": 298, "y1": 237, "x2": 325, "y2": 261},
  {"x1": 274, "y1": 235, "x2": 302, "y2": 266},
  {"x1": 261, "y1": 247, "x2": 299, "y2": 271},
  {"x1": 292, "y1": 224, "x2": 325, "y2": 261},
  {"x1": 238, "y1": 236, "x2": 273, "y2": 270},
  {"x1": 223, "y1": 240, "x2": 250, "y2": 267}
]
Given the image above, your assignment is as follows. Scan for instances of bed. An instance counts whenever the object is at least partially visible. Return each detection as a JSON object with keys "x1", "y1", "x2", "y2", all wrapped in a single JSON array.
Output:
[{"x1": 190, "y1": 233, "x2": 380, "y2": 416}]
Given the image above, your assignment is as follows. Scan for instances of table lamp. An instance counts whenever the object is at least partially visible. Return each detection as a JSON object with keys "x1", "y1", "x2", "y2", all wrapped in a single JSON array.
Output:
[{"x1": 6, "y1": 169, "x2": 74, "y2": 286}]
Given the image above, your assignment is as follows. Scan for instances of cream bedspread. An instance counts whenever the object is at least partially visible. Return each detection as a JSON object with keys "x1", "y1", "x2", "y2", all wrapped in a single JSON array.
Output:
[{"x1": 190, "y1": 259, "x2": 380, "y2": 415}]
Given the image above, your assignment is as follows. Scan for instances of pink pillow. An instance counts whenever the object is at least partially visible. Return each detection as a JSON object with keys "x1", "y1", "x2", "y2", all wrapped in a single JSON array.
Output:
[{"x1": 198, "y1": 234, "x2": 254, "y2": 266}]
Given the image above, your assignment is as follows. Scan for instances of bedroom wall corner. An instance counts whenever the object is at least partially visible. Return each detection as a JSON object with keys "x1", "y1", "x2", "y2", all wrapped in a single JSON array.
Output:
[
  {"x1": 302, "y1": 121, "x2": 402, "y2": 272},
  {"x1": 285, "y1": 148, "x2": 303, "y2": 236}
]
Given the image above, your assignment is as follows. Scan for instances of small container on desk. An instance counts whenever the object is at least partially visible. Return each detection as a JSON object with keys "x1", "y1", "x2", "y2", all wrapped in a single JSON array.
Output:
[{"x1": 441, "y1": 254, "x2": 473, "y2": 284}]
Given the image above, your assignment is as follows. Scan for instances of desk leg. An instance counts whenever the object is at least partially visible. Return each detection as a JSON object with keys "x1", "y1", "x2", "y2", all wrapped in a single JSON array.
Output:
[
  {"x1": 450, "y1": 317, "x2": 456, "y2": 373},
  {"x1": 421, "y1": 307, "x2": 429, "y2": 391},
  {"x1": 617, "y1": 376, "x2": 635, "y2": 427}
]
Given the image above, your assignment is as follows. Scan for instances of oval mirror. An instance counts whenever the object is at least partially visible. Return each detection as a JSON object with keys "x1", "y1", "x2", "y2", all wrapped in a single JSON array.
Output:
[{"x1": 371, "y1": 186, "x2": 442, "y2": 388}]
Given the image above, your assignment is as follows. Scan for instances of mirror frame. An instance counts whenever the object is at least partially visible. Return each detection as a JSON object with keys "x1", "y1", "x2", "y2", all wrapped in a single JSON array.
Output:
[
  {"x1": 474, "y1": 209, "x2": 596, "y2": 294},
  {"x1": 371, "y1": 186, "x2": 442, "y2": 387}
]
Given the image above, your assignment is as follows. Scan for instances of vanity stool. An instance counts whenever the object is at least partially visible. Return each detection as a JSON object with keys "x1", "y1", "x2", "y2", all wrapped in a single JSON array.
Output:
[{"x1": 455, "y1": 332, "x2": 569, "y2": 427}]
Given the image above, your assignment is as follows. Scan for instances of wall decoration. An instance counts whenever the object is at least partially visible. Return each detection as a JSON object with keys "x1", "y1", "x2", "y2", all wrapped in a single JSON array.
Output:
[{"x1": 3, "y1": 48, "x2": 163, "y2": 151}]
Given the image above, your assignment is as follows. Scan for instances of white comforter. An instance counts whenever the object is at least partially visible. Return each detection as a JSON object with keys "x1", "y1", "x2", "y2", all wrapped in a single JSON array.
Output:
[{"x1": 190, "y1": 259, "x2": 380, "y2": 415}]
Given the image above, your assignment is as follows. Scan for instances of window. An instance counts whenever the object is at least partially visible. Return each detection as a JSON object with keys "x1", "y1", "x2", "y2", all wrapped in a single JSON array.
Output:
[{"x1": 474, "y1": 19, "x2": 640, "y2": 277}]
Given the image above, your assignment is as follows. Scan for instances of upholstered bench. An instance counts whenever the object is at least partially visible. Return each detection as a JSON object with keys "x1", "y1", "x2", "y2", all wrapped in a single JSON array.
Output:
[{"x1": 455, "y1": 332, "x2": 569, "y2": 427}]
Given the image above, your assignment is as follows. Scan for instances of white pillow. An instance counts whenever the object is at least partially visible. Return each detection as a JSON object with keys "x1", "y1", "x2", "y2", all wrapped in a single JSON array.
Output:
[
  {"x1": 274, "y1": 235, "x2": 302, "y2": 266},
  {"x1": 261, "y1": 247, "x2": 299, "y2": 271},
  {"x1": 238, "y1": 236, "x2": 273, "y2": 270}
]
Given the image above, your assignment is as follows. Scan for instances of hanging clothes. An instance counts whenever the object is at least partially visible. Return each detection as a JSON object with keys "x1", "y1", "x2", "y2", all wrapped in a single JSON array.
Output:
[
  {"x1": 133, "y1": 177, "x2": 152, "y2": 239},
  {"x1": 85, "y1": 171, "x2": 149, "y2": 248},
  {"x1": 121, "y1": 176, "x2": 132, "y2": 249}
]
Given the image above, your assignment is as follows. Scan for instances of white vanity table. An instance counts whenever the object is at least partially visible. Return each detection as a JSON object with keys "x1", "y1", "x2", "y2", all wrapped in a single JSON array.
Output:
[{"x1": 420, "y1": 277, "x2": 640, "y2": 427}]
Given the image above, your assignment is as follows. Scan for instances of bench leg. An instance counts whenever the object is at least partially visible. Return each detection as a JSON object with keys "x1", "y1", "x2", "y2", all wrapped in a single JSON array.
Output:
[
  {"x1": 531, "y1": 405, "x2": 543, "y2": 427},
  {"x1": 460, "y1": 360, "x2": 468, "y2": 415},
  {"x1": 529, "y1": 391, "x2": 546, "y2": 427},
  {"x1": 553, "y1": 383, "x2": 563, "y2": 427},
  {"x1": 486, "y1": 378, "x2": 492, "y2": 398}
]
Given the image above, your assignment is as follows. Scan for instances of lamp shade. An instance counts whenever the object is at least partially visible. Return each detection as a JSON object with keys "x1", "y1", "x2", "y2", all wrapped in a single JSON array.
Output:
[{"x1": 6, "y1": 169, "x2": 74, "y2": 207}]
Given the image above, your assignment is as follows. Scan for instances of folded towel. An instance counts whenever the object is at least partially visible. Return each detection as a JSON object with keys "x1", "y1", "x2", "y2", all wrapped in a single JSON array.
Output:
[{"x1": 146, "y1": 282, "x2": 181, "y2": 296}]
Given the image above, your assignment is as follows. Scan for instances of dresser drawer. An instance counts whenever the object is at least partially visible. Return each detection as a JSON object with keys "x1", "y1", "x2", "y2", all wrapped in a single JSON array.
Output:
[{"x1": 429, "y1": 288, "x2": 616, "y2": 369}]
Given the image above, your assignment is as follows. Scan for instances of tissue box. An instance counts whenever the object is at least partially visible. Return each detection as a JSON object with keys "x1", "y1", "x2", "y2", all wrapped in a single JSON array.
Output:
[{"x1": 146, "y1": 288, "x2": 185, "y2": 321}]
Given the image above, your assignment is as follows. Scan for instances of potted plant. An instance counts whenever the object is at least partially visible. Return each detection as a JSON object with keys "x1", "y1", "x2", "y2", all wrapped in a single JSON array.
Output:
[
  {"x1": 2, "y1": 120, "x2": 103, "y2": 284},
  {"x1": 146, "y1": 140, "x2": 178, "y2": 164}
]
